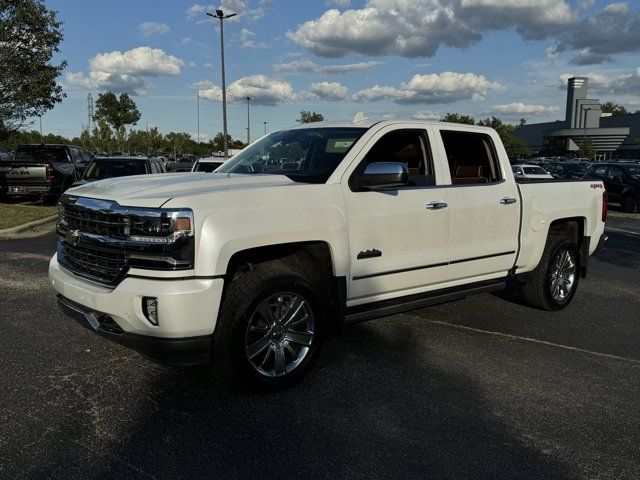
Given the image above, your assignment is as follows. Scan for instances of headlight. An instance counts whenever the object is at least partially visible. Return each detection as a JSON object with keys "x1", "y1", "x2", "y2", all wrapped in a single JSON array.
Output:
[
  {"x1": 126, "y1": 209, "x2": 194, "y2": 243},
  {"x1": 124, "y1": 209, "x2": 195, "y2": 270}
]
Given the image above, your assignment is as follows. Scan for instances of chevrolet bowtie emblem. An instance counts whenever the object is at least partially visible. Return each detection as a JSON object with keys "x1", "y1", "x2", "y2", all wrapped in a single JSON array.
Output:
[{"x1": 65, "y1": 229, "x2": 80, "y2": 246}]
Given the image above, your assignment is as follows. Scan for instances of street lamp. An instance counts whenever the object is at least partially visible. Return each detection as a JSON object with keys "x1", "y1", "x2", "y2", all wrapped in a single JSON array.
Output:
[
  {"x1": 263, "y1": 121, "x2": 267, "y2": 136},
  {"x1": 581, "y1": 105, "x2": 593, "y2": 159},
  {"x1": 245, "y1": 96, "x2": 252, "y2": 145},
  {"x1": 196, "y1": 90, "x2": 200, "y2": 145},
  {"x1": 206, "y1": 9, "x2": 236, "y2": 158}
]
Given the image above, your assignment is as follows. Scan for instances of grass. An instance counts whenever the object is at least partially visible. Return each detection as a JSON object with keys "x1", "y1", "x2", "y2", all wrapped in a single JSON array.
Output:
[{"x1": 0, "y1": 203, "x2": 58, "y2": 230}]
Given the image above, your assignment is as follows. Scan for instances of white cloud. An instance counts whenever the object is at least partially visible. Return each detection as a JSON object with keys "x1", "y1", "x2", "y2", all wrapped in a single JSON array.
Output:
[
  {"x1": 353, "y1": 71, "x2": 502, "y2": 105},
  {"x1": 138, "y1": 22, "x2": 170, "y2": 36},
  {"x1": 326, "y1": 0, "x2": 350, "y2": 6},
  {"x1": 274, "y1": 59, "x2": 381, "y2": 74},
  {"x1": 491, "y1": 103, "x2": 559, "y2": 116},
  {"x1": 65, "y1": 71, "x2": 148, "y2": 95},
  {"x1": 228, "y1": 75, "x2": 297, "y2": 105},
  {"x1": 288, "y1": 0, "x2": 640, "y2": 63},
  {"x1": 309, "y1": 81, "x2": 348, "y2": 101},
  {"x1": 65, "y1": 47, "x2": 183, "y2": 95},
  {"x1": 240, "y1": 28, "x2": 267, "y2": 48},
  {"x1": 287, "y1": 0, "x2": 576, "y2": 58},
  {"x1": 177, "y1": 37, "x2": 192, "y2": 46},
  {"x1": 410, "y1": 110, "x2": 440, "y2": 121},
  {"x1": 193, "y1": 75, "x2": 297, "y2": 105},
  {"x1": 90, "y1": 47, "x2": 183, "y2": 77}
]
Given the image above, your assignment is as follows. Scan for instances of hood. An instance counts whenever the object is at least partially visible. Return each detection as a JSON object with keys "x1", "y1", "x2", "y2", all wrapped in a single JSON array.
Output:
[{"x1": 64, "y1": 173, "x2": 297, "y2": 208}]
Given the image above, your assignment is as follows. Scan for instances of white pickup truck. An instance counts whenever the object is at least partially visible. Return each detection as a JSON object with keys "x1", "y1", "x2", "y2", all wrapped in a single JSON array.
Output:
[{"x1": 50, "y1": 120, "x2": 607, "y2": 388}]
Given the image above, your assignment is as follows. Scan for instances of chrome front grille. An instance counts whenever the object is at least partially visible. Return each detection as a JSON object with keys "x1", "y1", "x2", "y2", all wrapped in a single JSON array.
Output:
[
  {"x1": 60, "y1": 243, "x2": 127, "y2": 284},
  {"x1": 62, "y1": 203, "x2": 127, "y2": 236}
]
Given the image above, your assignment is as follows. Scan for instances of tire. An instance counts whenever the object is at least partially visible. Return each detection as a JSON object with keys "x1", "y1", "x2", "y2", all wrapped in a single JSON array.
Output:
[
  {"x1": 521, "y1": 237, "x2": 580, "y2": 311},
  {"x1": 621, "y1": 194, "x2": 637, "y2": 213},
  {"x1": 213, "y1": 267, "x2": 324, "y2": 390}
]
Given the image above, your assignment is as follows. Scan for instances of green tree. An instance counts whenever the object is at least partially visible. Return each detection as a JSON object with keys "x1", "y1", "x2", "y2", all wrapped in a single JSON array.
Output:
[
  {"x1": 166, "y1": 132, "x2": 191, "y2": 157},
  {"x1": 94, "y1": 92, "x2": 141, "y2": 149},
  {"x1": 578, "y1": 138, "x2": 595, "y2": 159},
  {"x1": 92, "y1": 119, "x2": 114, "y2": 153},
  {"x1": 297, "y1": 110, "x2": 324, "y2": 124},
  {"x1": 477, "y1": 116, "x2": 531, "y2": 158},
  {"x1": 441, "y1": 113, "x2": 476, "y2": 125},
  {"x1": 0, "y1": 0, "x2": 67, "y2": 139},
  {"x1": 600, "y1": 102, "x2": 629, "y2": 116}
]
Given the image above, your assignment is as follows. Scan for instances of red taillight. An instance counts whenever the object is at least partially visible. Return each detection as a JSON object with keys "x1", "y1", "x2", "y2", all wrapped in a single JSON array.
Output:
[
  {"x1": 46, "y1": 165, "x2": 55, "y2": 182},
  {"x1": 602, "y1": 191, "x2": 608, "y2": 222}
]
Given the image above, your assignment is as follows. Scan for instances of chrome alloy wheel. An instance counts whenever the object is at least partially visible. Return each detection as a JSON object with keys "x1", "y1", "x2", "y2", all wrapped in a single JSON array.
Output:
[
  {"x1": 244, "y1": 292, "x2": 315, "y2": 378},
  {"x1": 549, "y1": 248, "x2": 576, "y2": 302}
]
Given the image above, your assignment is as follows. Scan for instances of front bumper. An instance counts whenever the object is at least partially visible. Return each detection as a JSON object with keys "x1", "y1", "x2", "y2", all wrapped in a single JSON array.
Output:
[
  {"x1": 49, "y1": 254, "x2": 225, "y2": 366},
  {"x1": 57, "y1": 295, "x2": 211, "y2": 366}
]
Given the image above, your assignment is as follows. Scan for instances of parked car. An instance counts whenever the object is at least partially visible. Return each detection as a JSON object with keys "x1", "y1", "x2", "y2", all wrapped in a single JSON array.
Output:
[
  {"x1": 166, "y1": 161, "x2": 194, "y2": 172},
  {"x1": 191, "y1": 157, "x2": 227, "y2": 173},
  {"x1": 51, "y1": 120, "x2": 606, "y2": 389},
  {"x1": 0, "y1": 144, "x2": 91, "y2": 203},
  {"x1": 511, "y1": 164, "x2": 553, "y2": 180},
  {"x1": 0, "y1": 147, "x2": 12, "y2": 161},
  {"x1": 72, "y1": 156, "x2": 166, "y2": 187},
  {"x1": 543, "y1": 161, "x2": 588, "y2": 179},
  {"x1": 586, "y1": 162, "x2": 640, "y2": 213}
]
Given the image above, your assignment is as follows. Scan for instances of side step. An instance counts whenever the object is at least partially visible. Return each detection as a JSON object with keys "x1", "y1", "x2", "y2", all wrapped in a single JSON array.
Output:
[{"x1": 344, "y1": 279, "x2": 506, "y2": 325}]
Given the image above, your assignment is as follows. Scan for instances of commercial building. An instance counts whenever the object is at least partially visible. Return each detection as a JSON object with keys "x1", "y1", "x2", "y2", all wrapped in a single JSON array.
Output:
[{"x1": 512, "y1": 77, "x2": 640, "y2": 160}]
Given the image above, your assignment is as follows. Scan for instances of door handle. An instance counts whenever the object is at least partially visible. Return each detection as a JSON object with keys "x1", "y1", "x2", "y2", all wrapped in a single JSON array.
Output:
[
  {"x1": 500, "y1": 197, "x2": 517, "y2": 205},
  {"x1": 426, "y1": 201, "x2": 448, "y2": 210}
]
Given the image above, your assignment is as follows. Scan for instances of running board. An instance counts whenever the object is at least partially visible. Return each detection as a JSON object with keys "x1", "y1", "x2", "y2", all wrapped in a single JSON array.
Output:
[{"x1": 344, "y1": 279, "x2": 506, "y2": 325}]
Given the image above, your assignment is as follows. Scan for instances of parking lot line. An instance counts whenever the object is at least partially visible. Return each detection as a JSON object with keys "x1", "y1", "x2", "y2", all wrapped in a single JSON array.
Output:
[
  {"x1": 401, "y1": 313, "x2": 640, "y2": 366},
  {"x1": 605, "y1": 226, "x2": 640, "y2": 236}
]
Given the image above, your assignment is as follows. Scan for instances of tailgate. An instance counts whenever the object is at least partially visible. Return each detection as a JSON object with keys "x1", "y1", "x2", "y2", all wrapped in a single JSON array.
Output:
[{"x1": 0, "y1": 162, "x2": 48, "y2": 186}]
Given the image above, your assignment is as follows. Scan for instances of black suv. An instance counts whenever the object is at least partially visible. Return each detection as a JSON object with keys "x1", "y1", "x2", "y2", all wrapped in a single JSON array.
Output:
[
  {"x1": 543, "y1": 161, "x2": 588, "y2": 179},
  {"x1": 73, "y1": 156, "x2": 166, "y2": 186},
  {"x1": 586, "y1": 162, "x2": 640, "y2": 213}
]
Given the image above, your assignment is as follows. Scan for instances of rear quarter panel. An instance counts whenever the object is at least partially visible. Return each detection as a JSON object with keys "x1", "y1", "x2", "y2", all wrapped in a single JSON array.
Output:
[{"x1": 516, "y1": 180, "x2": 605, "y2": 273}]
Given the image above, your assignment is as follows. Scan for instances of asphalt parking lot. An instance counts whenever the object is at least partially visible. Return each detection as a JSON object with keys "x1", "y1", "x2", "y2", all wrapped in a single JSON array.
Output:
[{"x1": 1, "y1": 212, "x2": 639, "y2": 479}]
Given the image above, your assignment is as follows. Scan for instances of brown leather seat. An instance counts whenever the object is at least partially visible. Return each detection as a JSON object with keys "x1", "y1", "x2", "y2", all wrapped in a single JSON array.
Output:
[
  {"x1": 453, "y1": 165, "x2": 488, "y2": 184},
  {"x1": 395, "y1": 144, "x2": 423, "y2": 176}
]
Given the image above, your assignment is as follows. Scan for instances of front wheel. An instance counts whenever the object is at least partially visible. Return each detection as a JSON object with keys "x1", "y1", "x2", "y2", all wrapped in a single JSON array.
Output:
[
  {"x1": 213, "y1": 268, "x2": 323, "y2": 390},
  {"x1": 521, "y1": 237, "x2": 580, "y2": 311}
]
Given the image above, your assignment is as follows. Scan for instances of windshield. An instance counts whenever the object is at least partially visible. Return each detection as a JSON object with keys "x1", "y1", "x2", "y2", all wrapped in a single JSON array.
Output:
[
  {"x1": 217, "y1": 127, "x2": 367, "y2": 183},
  {"x1": 14, "y1": 145, "x2": 69, "y2": 163},
  {"x1": 524, "y1": 167, "x2": 548, "y2": 175},
  {"x1": 194, "y1": 161, "x2": 223, "y2": 173},
  {"x1": 84, "y1": 160, "x2": 148, "y2": 180}
]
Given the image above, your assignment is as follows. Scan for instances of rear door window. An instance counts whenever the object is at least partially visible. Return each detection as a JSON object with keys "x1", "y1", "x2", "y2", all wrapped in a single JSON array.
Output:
[{"x1": 440, "y1": 130, "x2": 501, "y2": 184}]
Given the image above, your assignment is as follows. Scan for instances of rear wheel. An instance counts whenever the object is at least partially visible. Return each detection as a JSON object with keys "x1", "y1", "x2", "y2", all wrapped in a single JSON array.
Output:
[
  {"x1": 621, "y1": 194, "x2": 637, "y2": 213},
  {"x1": 213, "y1": 267, "x2": 323, "y2": 390},
  {"x1": 521, "y1": 237, "x2": 580, "y2": 311}
]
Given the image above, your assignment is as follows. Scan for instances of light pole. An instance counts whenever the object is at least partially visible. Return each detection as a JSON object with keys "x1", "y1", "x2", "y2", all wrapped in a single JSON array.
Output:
[
  {"x1": 245, "y1": 96, "x2": 252, "y2": 145},
  {"x1": 206, "y1": 9, "x2": 236, "y2": 158},
  {"x1": 196, "y1": 90, "x2": 200, "y2": 145},
  {"x1": 581, "y1": 105, "x2": 593, "y2": 159},
  {"x1": 263, "y1": 121, "x2": 267, "y2": 136}
]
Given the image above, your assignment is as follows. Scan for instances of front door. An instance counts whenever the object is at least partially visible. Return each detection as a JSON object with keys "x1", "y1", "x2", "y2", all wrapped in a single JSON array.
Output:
[{"x1": 343, "y1": 126, "x2": 451, "y2": 305}]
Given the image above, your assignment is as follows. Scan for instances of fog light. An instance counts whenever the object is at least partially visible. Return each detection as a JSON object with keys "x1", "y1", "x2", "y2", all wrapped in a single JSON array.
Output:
[{"x1": 142, "y1": 297, "x2": 158, "y2": 325}]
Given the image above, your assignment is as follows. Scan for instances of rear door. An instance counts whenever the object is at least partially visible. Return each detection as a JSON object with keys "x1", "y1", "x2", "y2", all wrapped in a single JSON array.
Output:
[{"x1": 431, "y1": 126, "x2": 520, "y2": 283}]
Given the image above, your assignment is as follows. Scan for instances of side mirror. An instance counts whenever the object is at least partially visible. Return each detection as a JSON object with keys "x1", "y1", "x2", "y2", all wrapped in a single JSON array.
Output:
[{"x1": 356, "y1": 162, "x2": 409, "y2": 190}]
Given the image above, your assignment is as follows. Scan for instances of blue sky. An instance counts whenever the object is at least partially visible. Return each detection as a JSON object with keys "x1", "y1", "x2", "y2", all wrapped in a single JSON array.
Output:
[{"x1": 40, "y1": 0, "x2": 640, "y2": 142}]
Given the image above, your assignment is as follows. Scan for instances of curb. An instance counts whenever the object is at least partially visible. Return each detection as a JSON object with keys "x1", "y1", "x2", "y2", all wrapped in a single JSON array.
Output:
[{"x1": 0, "y1": 215, "x2": 58, "y2": 235}]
